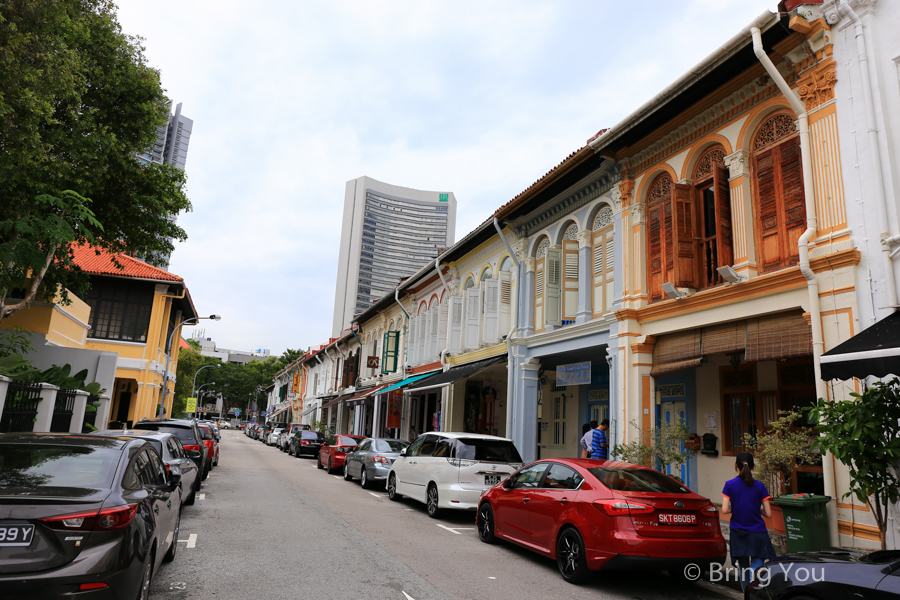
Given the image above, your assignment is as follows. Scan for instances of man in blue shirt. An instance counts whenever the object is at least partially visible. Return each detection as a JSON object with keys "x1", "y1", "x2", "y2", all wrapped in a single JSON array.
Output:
[{"x1": 590, "y1": 419, "x2": 609, "y2": 460}]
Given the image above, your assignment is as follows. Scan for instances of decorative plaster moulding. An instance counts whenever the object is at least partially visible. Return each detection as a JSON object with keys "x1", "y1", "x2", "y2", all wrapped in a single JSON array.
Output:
[{"x1": 515, "y1": 314, "x2": 614, "y2": 349}]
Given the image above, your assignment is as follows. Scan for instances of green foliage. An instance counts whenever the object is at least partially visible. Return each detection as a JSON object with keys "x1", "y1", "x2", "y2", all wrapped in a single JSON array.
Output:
[
  {"x1": 186, "y1": 338, "x2": 202, "y2": 351},
  {"x1": 310, "y1": 420, "x2": 333, "y2": 435},
  {"x1": 0, "y1": 0, "x2": 190, "y2": 322},
  {"x1": 279, "y1": 348, "x2": 303, "y2": 365},
  {"x1": 0, "y1": 353, "x2": 38, "y2": 379},
  {"x1": 172, "y1": 346, "x2": 217, "y2": 417},
  {"x1": 197, "y1": 357, "x2": 283, "y2": 417},
  {"x1": 741, "y1": 410, "x2": 819, "y2": 497},
  {"x1": 811, "y1": 379, "x2": 900, "y2": 549},
  {"x1": 15, "y1": 362, "x2": 105, "y2": 394},
  {"x1": 612, "y1": 419, "x2": 695, "y2": 473},
  {"x1": 0, "y1": 326, "x2": 35, "y2": 356}
]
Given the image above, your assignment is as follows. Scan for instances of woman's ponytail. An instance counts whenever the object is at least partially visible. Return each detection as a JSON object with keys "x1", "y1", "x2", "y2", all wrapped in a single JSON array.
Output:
[{"x1": 736, "y1": 452, "x2": 755, "y2": 486}]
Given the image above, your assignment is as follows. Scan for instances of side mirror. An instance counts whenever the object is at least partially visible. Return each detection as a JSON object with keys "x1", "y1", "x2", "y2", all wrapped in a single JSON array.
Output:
[
  {"x1": 399, "y1": 448, "x2": 407, "y2": 457},
  {"x1": 188, "y1": 449, "x2": 202, "y2": 459},
  {"x1": 502, "y1": 478, "x2": 513, "y2": 490}
]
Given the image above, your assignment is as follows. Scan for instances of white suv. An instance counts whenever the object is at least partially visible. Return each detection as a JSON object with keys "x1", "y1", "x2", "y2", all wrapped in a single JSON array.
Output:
[{"x1": 387, "y1": 432, "x2": 522, "y2": 518}]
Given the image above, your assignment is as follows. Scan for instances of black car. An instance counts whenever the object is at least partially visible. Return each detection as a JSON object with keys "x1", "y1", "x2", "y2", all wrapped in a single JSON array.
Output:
[
  {"x1": 289, "y1": 430, "x2": 325, "y2": 458},
  {"x1": 746, "y1": 548, "x2": 900, "y2": 599},
  {"x1": 0, "y1": 432, "x2": 182, "y2": 599},
  {"x1": 90, "y1": 429, "x2": 201, "y2": 506},
  {"x1": 135, "y1": 418, "x2": 210, "y2": 481}
]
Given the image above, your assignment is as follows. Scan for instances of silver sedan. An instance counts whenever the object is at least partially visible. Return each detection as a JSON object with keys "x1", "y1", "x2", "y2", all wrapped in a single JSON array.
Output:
[{"x1": 343, "y1": 438, "x2": 408, "y2": 489}]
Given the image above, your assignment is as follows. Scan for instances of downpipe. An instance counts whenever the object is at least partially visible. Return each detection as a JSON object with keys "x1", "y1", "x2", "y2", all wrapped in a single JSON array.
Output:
[{"x1": 752, "y1": 26, "x2": 838, "y2": 546}]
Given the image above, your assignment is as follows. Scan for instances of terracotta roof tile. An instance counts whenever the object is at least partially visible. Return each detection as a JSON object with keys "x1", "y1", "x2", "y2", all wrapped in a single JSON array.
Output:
[{"x1": 71, "y1": 244, "x2": 183, "y2": 282}]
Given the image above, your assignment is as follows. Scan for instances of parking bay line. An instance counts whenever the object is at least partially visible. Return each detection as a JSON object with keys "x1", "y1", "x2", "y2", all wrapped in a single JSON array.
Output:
[
  {"x1": 437, "y1": 524, "x2": 475, "y2": 535},
  {"x1": 369, "y1": 492, "x2": 387, "y2": 498},
  {"x1": 177, "y1": 533, "x2": 198, "y2": 548},
  {"x1": 198, "y1": 493, "x2": 205, "y2": 500}
]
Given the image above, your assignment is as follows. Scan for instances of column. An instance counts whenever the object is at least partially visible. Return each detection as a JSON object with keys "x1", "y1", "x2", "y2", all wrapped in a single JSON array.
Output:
[
  {"x1": 0, "y1": 375, "x2": 10, "y2": 419},
  {"x1": 517, "y1": 358, "x2": 541, "y2": 464},
  {"x1": 34, "y1": 384, "x2": 59, "y2": 433},
  {"x1": 576, "y1": 230, "x2": 592, "y2": 323},
  {"x1": 372, "y1": 394, "x2": 381, "y2": 437},
  {"x1": 522, "y1": 258, "x2": 535, "y2": 336},
  {"x1": 725, "y1": 149, "x2": 757, "y2": 277},
  {"x1": 69, "y1": 390, "x2": 89, "y2": 433},
  {"x1": 95, "y1": 394, "x2": 112, "y2": 429}
]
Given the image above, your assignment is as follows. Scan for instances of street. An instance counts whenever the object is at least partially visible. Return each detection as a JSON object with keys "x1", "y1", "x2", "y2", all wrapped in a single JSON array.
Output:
[{"x1": 151, "y1": 431, "x2": 742, "y2": 600}]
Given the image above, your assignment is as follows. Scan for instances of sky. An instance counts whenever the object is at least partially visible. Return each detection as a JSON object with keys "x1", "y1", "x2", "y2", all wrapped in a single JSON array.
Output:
[{"x1": 115, "y1": 0, "x2": 777, "y2": 356}]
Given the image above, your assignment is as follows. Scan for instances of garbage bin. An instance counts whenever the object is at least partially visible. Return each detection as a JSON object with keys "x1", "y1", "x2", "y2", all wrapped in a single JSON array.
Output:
[{"x1": 772, "y1": 494, "x2": 831, "y2": 553}]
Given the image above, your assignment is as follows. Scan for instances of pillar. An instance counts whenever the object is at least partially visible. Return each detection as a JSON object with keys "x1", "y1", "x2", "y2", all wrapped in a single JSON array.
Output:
[
  {"x1": 522, "y1": 258, "x2": 535, "y2": 336},
  {"x1": 576, "y1": 231, "x2": 593, "y2": 323},
  {"x1": 34, "y1": 384, "x2": 59, "y2": 433},
  {"x1": 69, "y1": 390, "x2": 89, "y2": 433},
  {"x1": 0, "y1": 375, "x2": 10, "y2": 419},
  {"x1": 517, "y1": 358, "x2": 541, "y2": 463},
  {"x1": 95, "y1": 394, "x2": 112, "y2": 429}
]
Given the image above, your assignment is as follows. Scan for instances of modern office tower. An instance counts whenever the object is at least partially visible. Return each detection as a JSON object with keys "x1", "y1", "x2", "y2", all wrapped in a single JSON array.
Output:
[
  {"x1": 135, "y1": 102, "x2": 193, "y2": 170},
  {"x1": 331, "y1": 176, "x2": 457, "y2": 337}
]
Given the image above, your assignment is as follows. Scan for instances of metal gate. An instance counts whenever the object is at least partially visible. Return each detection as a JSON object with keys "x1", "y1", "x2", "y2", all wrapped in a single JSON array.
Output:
[
  {"x1": 0, "y1": 382, "x2": 42, "y2": 433},
  {"x1": 50, "y1": 389, "x2": 76, "y2": 433}
]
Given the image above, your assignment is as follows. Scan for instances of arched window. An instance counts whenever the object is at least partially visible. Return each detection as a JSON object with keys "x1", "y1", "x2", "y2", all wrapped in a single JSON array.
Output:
[
  {"x1": 751, "y1": 112, "x2": 804, "y2": 272},
  {"x1": 591, "y1": 205, "x2": 615, "y2": 316},
  {"x1": 691, "y1": 144, "x2": 733, "y2": 289},
  {"x1": 562, "y1": 224, "x2": 579, "y2": 323},
  {"x1": 646, "y1": 173, "x2": 695, "y2": 303},
  {"x1": 480, "y1": 267, "x2": 492, "y2": 282},
  {"x1": 499, "y1": 256, "x2": 512, "y2": 272},
  {"x1": 463, "y1": 276, "x2": 475, "y2": 290}
]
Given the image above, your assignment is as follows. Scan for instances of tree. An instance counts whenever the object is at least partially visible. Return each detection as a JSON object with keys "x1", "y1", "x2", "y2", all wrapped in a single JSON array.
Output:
[
  {"x1": 280, "y1": 348, "x2": 303, "y2": 365},
  {"x1": 172, "y1": 346, "x2": 218, "y2": 418},
  {"x1": 203, "y1": 358, "x2": 282, "y2": 417},
  {"x1": 0, "y1": 0, "x2": 190, "y2": 322},
  {"x1": 741, "y1": 410, "x2": 819, "y2": 497},
  {"x1": 811, "y1": 379, "x2": 900, "y2": 550}
]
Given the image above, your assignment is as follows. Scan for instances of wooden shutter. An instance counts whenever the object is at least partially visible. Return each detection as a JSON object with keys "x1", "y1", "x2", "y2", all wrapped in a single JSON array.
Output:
[
  {"x1": 438, "y1": 300, "x2": 448, "y2": 357},
  {"x1": 648, "y1": 205, "x2": 664, "y2": 302},
  {"x1": 408, "y1": 317, "x2": 418, "y2": 365},
  {"x1": 563, "y1": 240, "x2": 578, "y2": 320},
  {"x1": 714, "y1": 163, "x2": 734, "y2": 270},
  {"x1": 465, "y1": 287, "x2": 481, "y2": 350},
  {"x1": 534, "y1": 259, "x2": 544, "y2": 331},
  {"x1": 382, "y1": 331, "x2": 399, "y2": 373},
  {"x1": 545, "y1": 246, "x2": 562, "y2": 327},
  {"x1": 754, "y1": 147, "x2": 782, "y2": 272},
  {"x1": 673, "y1": 183, "x2": 697, "y2": 288},
  {"x1": 779, "y1": 137, "x2": 805, "y2": 265},
  {"x1": 498, "y1": 271, "x2": 511, "y2": 334},
  {"x1": 428, "y1": 306, "x2": 439, "y2": 360},
  {"x1": 483, "y1": 278, "x2": 500, "y2": 344},
  {"x1": 449, "y1": 296, "x2": 463, "y2": 355}
]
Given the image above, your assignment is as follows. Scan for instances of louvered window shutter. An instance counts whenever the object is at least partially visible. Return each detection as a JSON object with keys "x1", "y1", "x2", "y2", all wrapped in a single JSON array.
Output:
[
  {"x1": 382, "y1": 331, "x2": 399, "y2": 373},
  {"x1": 605, "y1": 238, "x2": 615, "y2": 312},
  {"x1": 545, "y1": 246, "x2": 562, "y2": 327},
  {"x1": 449, "y1": 296, "x2": 463, "y2": 355},
  {"x1": 438, "y1": 300, "x2": 449, "y2": 356},
  {"x1": 534, "y1": 261, "x2": 545, "y2": 330},
  {"x1": 673, "y1": 183, "x2": 697, "y2": 288},
  {"x1": 483, "y1": 278, "x2": 500, "y2": 344},
  {"x1": 593, "y1": 242, "x2": 603, "y2": 275},
  {"x1": 779, "y1": 137, "x2": 805, "y2": 265},
  {"x1": 563, "y1": 240, "x2": 578, "y2": 320},
  {"x1": 754, "y1": 147, "x2": 780, "y2": 271},
  {"x1": 714, "y1": 163, "x2": 734, "y2": 269},
  {"x1": 428, "y1": 307, "x2": 439, "y2": 360},
  {"x1": 648, "y1": 204, "x2": 663, "y2": 302},
  {"x1": 498, "y1": 271, "x2": 511, "y2": 335},
  {"x1": 419, "y1": 310, "x2": 429, "y2": 363},
  {"x1": 408, "y1": 317, "x2": 418, "y2": 365},
  {"x1": 465, "y1": 287, "x2": 481, "y2": 350}
]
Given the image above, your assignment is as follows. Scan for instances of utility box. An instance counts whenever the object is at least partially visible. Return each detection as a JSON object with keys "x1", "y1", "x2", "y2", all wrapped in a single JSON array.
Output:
[{"x1": 773, "y1": 494, "x2": 831, "y2": 553}]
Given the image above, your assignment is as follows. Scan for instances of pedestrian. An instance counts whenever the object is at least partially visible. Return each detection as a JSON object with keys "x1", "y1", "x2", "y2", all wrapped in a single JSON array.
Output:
[
  {"x1": 589, "y1": 419, "x2": 609, "y2": 460},
  {"x1": 721, "y1": 452, "x2": 776, "y2": 592},
  {"x1": 579, "y1": 422, "x2": 593, "y2": 458}
]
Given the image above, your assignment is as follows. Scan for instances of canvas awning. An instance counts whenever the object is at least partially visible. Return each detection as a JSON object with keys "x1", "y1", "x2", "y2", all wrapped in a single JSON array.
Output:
[
  {"x1": 406, "y1": 356, "x2": 507, "y2": 393},
  {"x1": 321, "y1": 393, "x2": 353, "y2": 410},
  {"x1": 820, "y1": 311, "x2": 900, "y2": 380},
  {"x1": 378, "y1": 370, "x2": 442, "y2": 396},
  {"x1": 344, "y1": 383, "x2": 389, "y2": 407}
]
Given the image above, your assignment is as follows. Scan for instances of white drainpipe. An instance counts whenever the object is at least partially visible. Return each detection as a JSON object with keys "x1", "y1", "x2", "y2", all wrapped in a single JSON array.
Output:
[
  {"x1": 494, "y1": 218, "x2": 521, "y2": 439},
  {"x1": 837, "y1": 0, "x2": 898, "y2": 310},
  {"x1": 752, "y1": 26, "x2": 838, "y2": 546},
  {"x1": 395, "y1": 289, "x2": 411, "y2": 377},
  {"x1": 435, "y1": 258, "x2": 451, "y2": 370}
]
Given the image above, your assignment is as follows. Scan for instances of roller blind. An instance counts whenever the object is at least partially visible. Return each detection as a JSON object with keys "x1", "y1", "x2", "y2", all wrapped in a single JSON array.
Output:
[{"x1": 745, "y1": 311, "x2": 812, "y2": 362}]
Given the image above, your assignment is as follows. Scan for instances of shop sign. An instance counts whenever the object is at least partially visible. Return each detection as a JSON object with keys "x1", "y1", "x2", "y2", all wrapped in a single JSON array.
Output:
[
  {"x1": 556, "y1": 361, "x2": 591, "y2": 385},
  {"x1": 292, "y1": 373, "x2": 300, "y2": 394},
  {"x1": 367, "y1": 356, "x2": 380, "y2": 369},
  {"x1": 387, "y1": 390, "x2": 402, "y2": 429}
]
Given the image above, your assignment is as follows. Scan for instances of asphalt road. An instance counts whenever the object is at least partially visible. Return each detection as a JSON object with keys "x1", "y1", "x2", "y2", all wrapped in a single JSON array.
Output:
[{"x1": 150, "y1": 430, "x2": 742, "y2": 600}]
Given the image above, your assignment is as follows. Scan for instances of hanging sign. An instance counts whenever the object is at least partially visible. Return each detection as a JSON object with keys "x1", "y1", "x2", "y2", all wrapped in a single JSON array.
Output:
[
  {"x1": 556, "y1": 361, "x2": 591, "y2": 385},
  {"x1": 367, "y1": 356, "x2": 380, "y2": 369},
  {"x1": 387, "y1": 390, "x2": 402, "y2": 429}
]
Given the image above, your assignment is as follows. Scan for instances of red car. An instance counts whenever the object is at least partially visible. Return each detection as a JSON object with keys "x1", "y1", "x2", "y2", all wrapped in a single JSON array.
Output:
[
  {"x1": 318, "y1": 434, "x2": 365, "y2": 474},
  {"x1": 197, "y1": 423, "x2": 219, "y2": 474},
  {"x1": 476, "y1": 458, "x2": 726, "y2": 584}
]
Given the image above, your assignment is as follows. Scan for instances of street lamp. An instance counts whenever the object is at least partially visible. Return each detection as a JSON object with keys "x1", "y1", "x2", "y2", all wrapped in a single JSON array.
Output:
[
  {"x1": 193, "y1": 382, "x2": 216, "y2": 418},
  {"x1": 192, "y1": 363, "x2": 222, "y2": 403},
  {"x1": 158, "y1": 314, "x2": 222, "y2": 419}
]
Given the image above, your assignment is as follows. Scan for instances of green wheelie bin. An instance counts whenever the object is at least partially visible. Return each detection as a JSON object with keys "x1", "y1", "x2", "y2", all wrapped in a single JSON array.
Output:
[{"x1": 773, "y1": 494, "x2": 831, "y2": 553}]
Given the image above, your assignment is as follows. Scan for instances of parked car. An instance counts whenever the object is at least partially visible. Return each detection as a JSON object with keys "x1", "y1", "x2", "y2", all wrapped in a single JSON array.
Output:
[
  {"x1": 476, "y1": 458, "x2": 727, "y2": 584},
  {"x1": 255, "y1": 424, "x2": 271, "y2": 442},
  {"x1": 90, "y1": 428, "x2": 200, "y2": 505},
  {"x1": 217, "y1": 420, "x2": 231, "y2": 429},
  {"x1": 196, "y1": 423, "x2": 219, "y2": 470},
  {"x1": 318, "y1": 434, "x2": 366, "y2": 473},
  {"x1": 279, "y1": 423, "x2": 311, "y2": 452},
  {"x1": 289, "y1": 430, "x2": 325, "y2": 458},
  {"x1": 0, "y1": 432, "x2": 182, "y2": 598},
  {"x1": 266, "y1": 427, "x2": 284, "y2": 447},
  {"x1": 745, "y1": 548, "x2": 900, "y2": 599},
  {"x1": 388, "y1": 432, "x2": 522, "y2": 519},
  {"x1": 344, "y1": 438, "x2": 408, "y2": 489},
  {"x1": 135, "y1": 417, "x2": 210, "y2": 483}
]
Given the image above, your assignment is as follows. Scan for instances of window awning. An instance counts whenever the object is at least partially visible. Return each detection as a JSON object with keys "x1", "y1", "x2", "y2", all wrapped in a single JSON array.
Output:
[
  {"x1": 406, "y1": 356, "x2": 507, "y2": 393},
  {"x1": 820, "y1": 311, "x2": 900, "y2": 380},
  {"x1": 344, "y1": 383, "x2": 389, "y2": 407},
  {"x1": 270, "y1": 406, "x2": 289, "y2": 418},
  {"x1": 321, "y1": 393, "x2": 353, "y2": 410},
  {"x1": 378, "y1": 370, "x2": 442, "y2": 396},
  {"x1": 651, "y1": 330, "x2": 701, "y2": 376}
]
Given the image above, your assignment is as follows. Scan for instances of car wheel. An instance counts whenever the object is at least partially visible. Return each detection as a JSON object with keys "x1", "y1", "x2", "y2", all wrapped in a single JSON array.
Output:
[
  {"x1": 556, "y1": 527, "x2": 591, "y2": 584},
  {"x1": 317, "y1": 454, "x2": 324, "y2": 469},
  {"x1": 360, "y1": 466, "x2": 371, "y2": 489},
  {"x1": 478, "y1": 502, "x2": 497, "y2": 544},
  {"x1": 136, "y1": 550, "x2": 153, "y2": 600},
  {"x1": 426, "y1": 483, "x2": 441, "y2": 519},
  {"x1": 327, "y1": 457, "x2": 334, "y2": 474},
  {"x1": 202, "y1": 464, "x2": 209, "y2": 481},
  {"x1": 163, "y1": 511, "x2": 180, "y2": 563},
  {"x1": 343, "y1": 463, "x2": 352, "y2": 481},
  {"x1": 387, "y1": 473, "x2": 402, "y2": 501}
]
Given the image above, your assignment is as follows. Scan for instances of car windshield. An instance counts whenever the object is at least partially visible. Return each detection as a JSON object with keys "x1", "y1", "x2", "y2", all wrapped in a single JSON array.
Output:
[
  {"x1": 140, "y1": 425, "x2": 196, "y2": 444},
  {"x1": 299, "y1": 431, "x2": 322, "y2": 440},
  {"x1": 588, "y1": 467, "x2": 691, "y2": 493},
  {"x1": 338, "y1": 437, "x2": 360, "y2": 446},
  {"x1": 375, "y1": 440, "x2": 408, "y2": 452},
  {"x1": 273, "y1": 429, "x2": 283, "y2": 434},
  {"x1": 454, "y1": 439, "x2": 522, "y2": 463},
  {"x1": 0, "y1": 444, "x2": 120, "y2": 490}
]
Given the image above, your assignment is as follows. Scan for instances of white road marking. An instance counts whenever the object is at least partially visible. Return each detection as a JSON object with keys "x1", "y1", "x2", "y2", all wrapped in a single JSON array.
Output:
[
  {"x1": 369, "y1": 492, "x2": 387, "y2": 498},
  {"x1": 170, "y1": 583, "x2": 187, "y2": 590},
  {"x1": 402, "y1": 593, "x2": 415, "y2": 600},
  {"x1": 177, "y1": 533, "x2": 198, "y2": 548},
  {"x1": 488, "y1": 577, "x2": 496, "y2": 580},
  {"x1": 332, "y1": 475, "x2": 342, "y2": 479},
  {"x1": 198, "y1": 493, "x2": 205, "y2": 500},
  {"x1": 437, "y1": 524, "x2": 475, "y2": 535}
]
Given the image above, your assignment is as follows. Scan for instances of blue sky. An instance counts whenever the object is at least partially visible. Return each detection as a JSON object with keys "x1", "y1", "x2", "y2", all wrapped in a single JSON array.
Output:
[{"x1": 116, "y1": 0, "x2": 777, "y2": 356}]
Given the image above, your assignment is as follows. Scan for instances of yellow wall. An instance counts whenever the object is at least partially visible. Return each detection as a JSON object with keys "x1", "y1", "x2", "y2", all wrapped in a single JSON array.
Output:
[{"x1": 0, "y1": 292, "x2": 91, "y2": 349}]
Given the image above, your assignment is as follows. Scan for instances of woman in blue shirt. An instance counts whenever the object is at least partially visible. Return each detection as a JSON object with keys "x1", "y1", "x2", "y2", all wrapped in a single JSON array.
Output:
[{"x1": 721, "y1": 452, "x2": 776, "y2": 591}]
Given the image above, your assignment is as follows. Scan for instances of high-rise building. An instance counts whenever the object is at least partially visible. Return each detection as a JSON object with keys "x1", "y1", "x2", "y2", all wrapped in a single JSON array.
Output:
[
  {"x1": 135, "y1": 102, "x2": 193, "y2": 170},
  {"x1": 331, "y1": 176, "x2": 457, "y2": 337}
]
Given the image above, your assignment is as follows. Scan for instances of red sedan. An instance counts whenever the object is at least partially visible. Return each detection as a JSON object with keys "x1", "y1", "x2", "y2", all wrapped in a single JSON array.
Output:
[
  {"x1": 476, "y1": 458, "x2": 726, "y2": 584},
  {"x1": 197, "y1": 423, "x2": 219, "y2": 473},
  {"x1": 318, "y1": 434, "x2": 365, "y2": 474}
]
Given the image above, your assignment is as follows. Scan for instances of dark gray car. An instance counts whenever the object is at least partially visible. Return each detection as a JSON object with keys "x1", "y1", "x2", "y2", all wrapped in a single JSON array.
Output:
[{"x1": 343, "y1": 438, "x2": 408, "y2": 489}]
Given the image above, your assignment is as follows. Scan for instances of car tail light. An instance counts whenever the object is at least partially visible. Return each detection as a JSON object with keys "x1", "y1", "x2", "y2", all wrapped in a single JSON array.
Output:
[
  {"x1": 301, "y1": 441, "x2": 310, "y2": 446},
  {"x1": 373, "y1": 456, "x2": 390, "y2": 466},
  {"x1": 184, "y1": 444, "x2": 201, "y2": 454},
  {"x1": 339, "y1": 446, "x2": 353, "y2": 453},
  {"x1": 592, "y1": 499, "x2": 655, "y2": 517},
  {"x1": 703, "y1": 504, "x2": 719, "y2": 515},
  {"x1": 164, "y1": 463, "x2": 172, "y2": 476},
  {"x1": 42, "y1": 504, "x2": 138, "y2": 531},
  {"x1": 447, "y1": 458, "x2": 477, "y2": 467},
  {"x1": 79, "y1": 583, "x2": 109, "y2": 591},
  {"x1": 203, "y1": 440, "x2": 213, "y2": 449}
]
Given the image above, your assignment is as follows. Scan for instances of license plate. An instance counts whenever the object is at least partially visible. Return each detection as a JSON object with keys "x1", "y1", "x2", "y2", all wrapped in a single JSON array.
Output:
[
  {"x1": 484, "y1": 474, "x2": 501, "y2": 486},
  {"x1": 0, "y1": 525, "x2": 35, "y2": 546},
  {"x1": 658, "y1": 513, "x2": 696, "y2": 525}
]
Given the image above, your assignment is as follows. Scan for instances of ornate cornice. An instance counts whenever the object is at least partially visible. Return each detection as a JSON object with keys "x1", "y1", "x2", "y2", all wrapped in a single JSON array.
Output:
[
  {"x1": 630, "y1": 203, "x2": 645, "y2": 225},
  {"x1": 577, "y1": 230, "x2": 592, "y2": 249},
  {"x1": 619, "y1": 179, "x2": 635, "y2": 208},
  {"x1": 725, "y1": 149, "x2": 751, "y2": 181},
  {"x1": 610, "y1": 187, "x2": 624, "y2": 213}
]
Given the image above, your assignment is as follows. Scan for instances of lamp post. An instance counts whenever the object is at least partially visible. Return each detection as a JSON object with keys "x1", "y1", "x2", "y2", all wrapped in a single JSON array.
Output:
[
  {"x1": 191, "y1": 363, "x2": 222, "y2": 408},
  {"x1": 158, "y1": 314, "x2": 221, "y2": 419},
  {"x1": 193, "y1": 382, "x2": 215, "y2": 418}
]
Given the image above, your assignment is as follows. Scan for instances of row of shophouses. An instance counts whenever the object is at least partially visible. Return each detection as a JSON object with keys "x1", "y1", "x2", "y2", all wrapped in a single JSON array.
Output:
[{"x1": 266, "y1": 3, "x2": 899, "y2": 550}]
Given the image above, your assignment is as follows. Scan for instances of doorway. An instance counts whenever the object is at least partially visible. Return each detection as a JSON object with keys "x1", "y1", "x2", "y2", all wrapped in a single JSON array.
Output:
[{"x1": 660, "y1": 400, "x2": 688, "y2": 487}]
